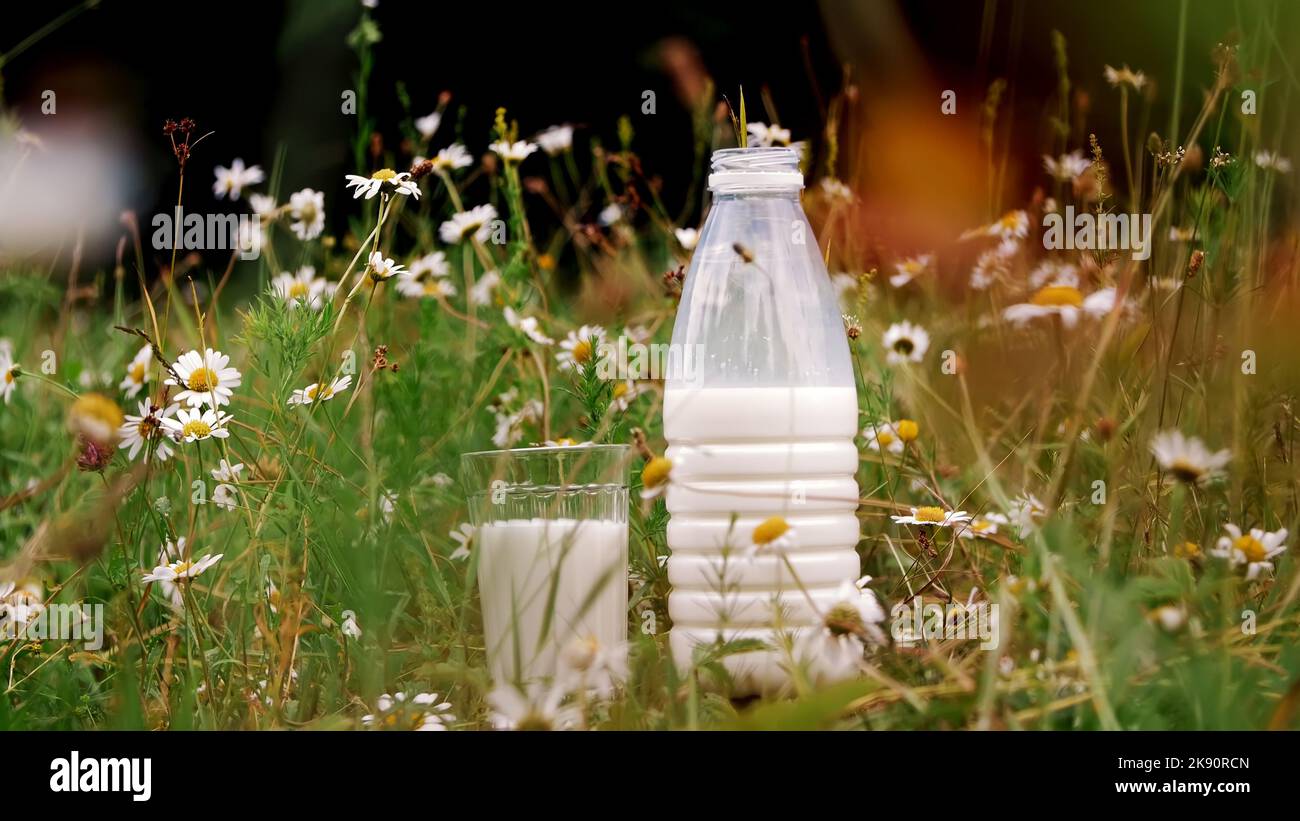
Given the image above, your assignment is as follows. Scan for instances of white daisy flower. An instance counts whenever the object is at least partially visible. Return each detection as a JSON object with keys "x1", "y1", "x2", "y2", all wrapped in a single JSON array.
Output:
[
  {"x1": 449, "y1": 523, "x2": 475, "y2": 560},
  {"x1": 964, "y1": 210, "x2": 1029, "y2": 241},
  {"x1": 536, "y1": 124, "x2": 574, "y2": 156},
  {"x1": 491, "y1": 399, "x2": 542, "y2": 449},
  {"x1": 890, "y1": 254, "x2": 933, "y2": 288},
  {"x1": 427, "y1": 472, "x2": 453, "y2": 489},
  {"x1": 431, "y1": 143, "x2": 473, "y2": 172},
  {"x1": 489, "y1": 139, "x2": 538, "y2": 164},
  {"x1": 213, "y1": 158, "x2": 264, "y2": 201},
  {"x1": 882, "y1": 320, "x2": 930, "y2": 364},
  {"x1": 558, "y1": 634, "x2": 627, "y2": 698},
  {"x1": 165, "y1": 348, "x2": 241, "y2": 408},
  {"x1": 969, "y1": 239, "x2": 1018, "y2": 290},
  {"x1": 1002, "y1": 284, "x2": 1115, "y2": 328},
  {"x1": 395, "y1": 251, "x2": 450, "y2": 299},
  {"x1": 745, "y1": 516, "x2": 797, "y2": 558},
  {"x1": 556, "y1": 325, "x2": 604, "y2": 371},
  {"x1": 792, "y1": 579, "x2": 887, "y2": 685},
  {"x1": 210, "y1": 459, "x2": 243, "y2": 483},
  {"x1": 414, "y1": 111, "x2": 442, "y2": 140},
  {"x1": 367, "y1": 251, "x2": 406, "y2": 282},
  {"x1": 1, "y1": 345, "x2": 19, "y2": 404},
  {"x1": 120, "y1": 344, "x2": 153, "y2": 398},
  {"x1": 1150, "y1": 430, "x2": 1230, "y2": 484},
  {"x1": 891, "y1": 506, "x2": 973, "y2": 528},
  {"x1": 287, "y1": 188, "x2": 325, "y2": 240},
  {"x1": 162, "y1": 406, "x2": 231, "y2": 443},
  {"x1": 504, "y1": 306, "x2": 555, "y2": 345},
  {"x1": 408, "y1": 251, "x2": 449, "y2": 279},
  {"x1": 142, "y1": 551, "x2": 223, "y2": 584},
  {"x1": 1254, "y1": 150, "x2": 1293, "y2": 175},
  {"x1": 0, "y1": 580, "x2": 46, "y2": 633},
  {"x1": 610, "y1": 379, "x2": 641, "y2": 412},
  {"x1": 212, "y1": 483, "x2": 238, "y2": 511},
  {"x1": 362, "y1": 691, "x2": 455, "y2": 731},
  {"x1": 639, "y1": 456, "x2": 672, "y2": 500},
  {"x1": 341, "y1": 609, "x2": 362, "y2": 639},
  {"x1": 469, "y1": 269, "x2": 502, "y2": 307},
  {"x1": 820, "y1": 177, "x2": 854, "y2": 203},
  {"x1": 745, "y1": 122, "x2": 791, "y2": 147},
  {"x1": 117, "y1": 400, "x2": 179, "y2": 462},
  {"x1": 863, "y1": 421, "x2": 905, "y2": 455},
  {"x1": 288, "y1": 375, "x2": 352, "y2": 406},
  {"x1": 248, "y1": 193, "x2": 277, "y2": 218},
  {"x1": 1211, "y1": 524, "x2": 1287, "y2": 580},
  {"x1": 399, "y1": 273, "x2": 455, "y2": 299},
  {"x1": 958, "y1": 512, "x2": 1010, "y2": 540},
  {"x1": 1007, "y1": 494, "x2": 1048, "y2": 534},
  {"x1": 344, "y1": 168, "x2": 421, "y2": 200},
  {"x1": 1104, "y1": 64, "x2": 1147, "y2": 91},
  {"x1": 1028, "y1": 259, "x2": 1079, "y2": 289},
  {"x1": 1043, "y1": 150, "x2": 1091, "y2": 181},
  {"x1": 488, "y1": 681, "x2": 579, "y2": 730},
  {"x1": 674, "y1": 226, "x2": 699, "y2": 251},
  {"x1": 271, "y1": 266, "x2": 332, "y2": 311},
  {"x1": 439, "y1": 204, "x2": 498, "y2": 245},
  {"x1": 1149, "y1": 604, "x2": 1187, "y2": 633}
]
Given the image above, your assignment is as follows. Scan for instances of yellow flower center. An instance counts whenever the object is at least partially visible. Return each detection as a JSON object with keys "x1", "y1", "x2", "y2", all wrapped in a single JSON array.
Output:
[
  {"x1": 372, "y1": 168, "x2": 397, "y2": 181},
  {"x1": 1167, "y1": 459, "x2": 1204, "y2": 483},
  {"x1": 288, "y1": 281, "x2": 310, "y2": 298},
  {"x1": 186, "y1": 367, "x2": 217, "y2": 392},
  {"x1": 182, "y1": 419, "x2": 212, "y2": 439},
  {"x1": 903, "y1": 260, "x2": 923, "y2": 274},
  {"x1": 1029, "y1": 285, "x2": 1084, "y2": 308},
  {"x1": 752, "y1": 515, "x2": 790, "y2": 545},
  {"x1": 1234, "y1": 535, "x2": 1267, "y2": 563},
  {"x1": 137, "y1": 417, "x2": 158, "y2": 438},
  {"x1": 571, "y1": 339, "x2": 593, "y2": 365},
  {"x1": 641, "y1": 457, "x2": 672, "y2": 489},
  {"x1": 914, "y1": 506, "x2": 947, "y2": 523},
  {"x1": 997, "y1": 211, "x2": 1022, "y2": 231},
  {"x1": 972, "y1": 518, "x2": 994, "y2": 533},
  {"x1": 4, "y1": 369, "x2": 13, "y2": 384},
  {"x1": 70, "y1": 392, "x2": 125, "y2": 433},
  {"x1": 171, "y1": 560, "x2": 192, "y2": 576},
  {"x1": 612, "y1": 382, "x2": 628, "y2": 399},
  {"x1": 876, "y1": 430, "x2": 895, "y2": 447},
  {"x1": 896, "y1": 419, "x2": 919, "y2": 442},
  {"x1": 1173, "y1": 541, "x2": 1201, "y2": 559},
  {"x1": 515, "y1": 712, "x2": 552, "y2": 731},
  {"x1": 538, "y1": 253, "x2": 556, "y2": 271},
  {"x1": 128, "y1": 361, "x2": 147, "y2": 383},
  {"x1": 825, "y1": 602, "x2": 864, "y2": 637}
]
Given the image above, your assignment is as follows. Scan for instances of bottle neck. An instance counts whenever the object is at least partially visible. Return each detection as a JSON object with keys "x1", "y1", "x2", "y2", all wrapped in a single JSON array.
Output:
[{"x1": 708, "y1": 147, "x2": 804, "y2": 196}]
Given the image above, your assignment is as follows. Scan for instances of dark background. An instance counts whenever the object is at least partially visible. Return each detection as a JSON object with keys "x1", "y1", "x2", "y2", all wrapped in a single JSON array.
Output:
[{"x1": 2, "y1": 0, "x2": 1289, "y2": 269}]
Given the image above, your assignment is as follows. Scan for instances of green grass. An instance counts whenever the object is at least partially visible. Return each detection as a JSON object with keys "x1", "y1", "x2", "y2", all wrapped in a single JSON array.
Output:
[{"x1": 1, "y1": 3, "x2": 1299, "y2": 730}]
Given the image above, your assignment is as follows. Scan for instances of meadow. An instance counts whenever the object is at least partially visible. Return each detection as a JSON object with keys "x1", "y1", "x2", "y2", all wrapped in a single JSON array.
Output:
[{"x1": 1, "y1": 3, "x2": 1299, "y2": 730}]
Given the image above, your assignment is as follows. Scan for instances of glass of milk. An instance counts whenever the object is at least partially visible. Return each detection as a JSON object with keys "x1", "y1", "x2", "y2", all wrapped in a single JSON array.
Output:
[{"x1": 461, "y1": 444, "x2": 630, "y2": 688}]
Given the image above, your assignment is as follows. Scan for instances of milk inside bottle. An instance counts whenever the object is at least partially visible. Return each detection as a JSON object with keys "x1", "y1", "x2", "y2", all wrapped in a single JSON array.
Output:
[{"x1": 664, "y1": 147, "x2": 860, "y2": 695}]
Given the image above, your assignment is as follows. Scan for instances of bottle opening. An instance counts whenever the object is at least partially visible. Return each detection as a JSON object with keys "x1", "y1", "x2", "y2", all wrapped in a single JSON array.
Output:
[{"x1": 708, "y1": 147, "x2": 804, "y2": 193}]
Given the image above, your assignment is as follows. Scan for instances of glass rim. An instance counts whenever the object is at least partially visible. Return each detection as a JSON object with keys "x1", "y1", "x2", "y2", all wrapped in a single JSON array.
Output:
[{"x1": 460, "y1": 443, "x2": 631, "y2": 460}]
